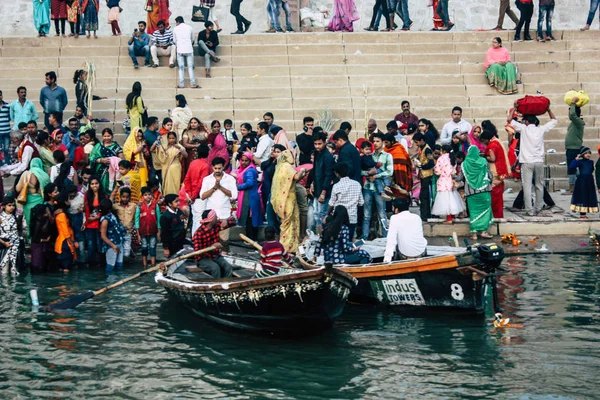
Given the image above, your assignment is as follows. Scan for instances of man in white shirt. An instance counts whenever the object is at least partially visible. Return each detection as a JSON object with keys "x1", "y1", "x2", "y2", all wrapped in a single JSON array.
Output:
[
  {"x1": 384, "y1": 198, "x2": 428, "y2": 262},
  {"x1": 440, "y1": 106, "x2": 472, "y2": 145},
  {"x1": 199, "y1": 156, "x2": 238, "y2": 252},
  {"x1": 172, "y1": 16, "x2": 199, "y2": 89},
  {"x1": 254, "y1": 121, "x2": 274, "y2": 163},
  {"x1": 508, "y1": 107, "x2": 557, "y2": 216},
  {"x1": 0, "y1": 130, "x2": 36, "y2": 176}
]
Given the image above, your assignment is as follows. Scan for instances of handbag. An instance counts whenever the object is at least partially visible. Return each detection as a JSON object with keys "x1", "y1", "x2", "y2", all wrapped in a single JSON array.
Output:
[
  {"x1": 17, "y1": 173, "x2": 29, "y2": 205},
  {"x1": 144, "y1": 0, "x2": 153, "y2": 12},
  {"x1": 191, "y1": 5, "x2": 205, "y2": 22},
  {"x1": 515, "y1": 95, "x2": 551, "y2": 116}
]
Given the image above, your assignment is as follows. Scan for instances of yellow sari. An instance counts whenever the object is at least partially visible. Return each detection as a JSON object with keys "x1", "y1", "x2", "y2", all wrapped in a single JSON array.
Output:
[
  {"x1": 157, "y1": 144, "x2": 184, "y2": 195},
  {"x1": 123, "y1": 127, "x2": 149, "y2": 188},
  {"x1": 271, "y1": 150, "x2": 299, "y2": 253}
]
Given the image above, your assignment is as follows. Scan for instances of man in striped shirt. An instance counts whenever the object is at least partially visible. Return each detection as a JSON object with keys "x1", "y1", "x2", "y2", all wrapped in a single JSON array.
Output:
[
  {"x1": 0, "y1": 90, "x2": 11, "y2": 165},
  {"x1": 150, "y1": 20, "x2": 176, "y2": 68}
]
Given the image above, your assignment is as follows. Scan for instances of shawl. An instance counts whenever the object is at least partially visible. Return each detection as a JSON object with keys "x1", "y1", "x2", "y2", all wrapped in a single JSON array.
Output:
[
  {"x1": 123, "y1": 127, "x2": 146, "y2": 167},
  {"x1": 235, "y1": 152, "x2": 257, "y2": 220},
  {"x1": 29, "y1": 158, "x2": 51, "y2": 190},
  {"x1": 463, "y1": 146, "x2": 490, "y2": 190},
  {"x1": 208, "y1": 132, "x2": 230, "y2": 167},
  {"x1": 273, "y1": 129, "x2": 296, "y2": 162},
  {"x1": 468, "y1": 126, "x2": 486, "y2": 152},
  {"x1": 484, "y1": 46, "x2": 511, "y2": 69},
  {"x1": 271, "y1": 150, "x2": 297, "y2": 217},
  {"x1": 385, "y1": 142, "x2": 413, "y2": 198}
]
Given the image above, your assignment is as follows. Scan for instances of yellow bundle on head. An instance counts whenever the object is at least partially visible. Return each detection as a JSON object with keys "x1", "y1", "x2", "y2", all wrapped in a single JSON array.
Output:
[{"x1": 564, "y1": 90, "x2": 590, "y2": 107}]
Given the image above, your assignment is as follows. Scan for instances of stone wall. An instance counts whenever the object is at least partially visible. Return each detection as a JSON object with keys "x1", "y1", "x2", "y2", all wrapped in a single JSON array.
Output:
[{"x1": 2, "y1": 0, "x2": 591, "y2": 37}]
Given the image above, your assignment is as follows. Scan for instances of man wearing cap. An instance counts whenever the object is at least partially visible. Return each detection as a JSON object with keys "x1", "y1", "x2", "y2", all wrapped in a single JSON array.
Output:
[
  {"x1": 394, "y1": 100, "x2": 419, "y2": 126},
  {"x1": 191, "y1": 209, "x2": 236, "y2": 278}
]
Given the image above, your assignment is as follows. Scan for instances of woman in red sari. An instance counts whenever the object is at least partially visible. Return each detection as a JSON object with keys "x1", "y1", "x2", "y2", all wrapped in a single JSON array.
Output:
[
  {"x1": 147, "y1": 0, "x2": 171, "y2": 34},
  {"x1": 481, "y1": 131, "x2": 510, "y2": 218}
]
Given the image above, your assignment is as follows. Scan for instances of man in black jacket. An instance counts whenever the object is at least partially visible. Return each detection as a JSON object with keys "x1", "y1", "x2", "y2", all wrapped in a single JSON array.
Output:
[
  {"x1": 310, "y1": 131, "x2": 335, "y2": 233},
  {"x1": 333, "y1": 129, "x2": 361, "y2": 183}
]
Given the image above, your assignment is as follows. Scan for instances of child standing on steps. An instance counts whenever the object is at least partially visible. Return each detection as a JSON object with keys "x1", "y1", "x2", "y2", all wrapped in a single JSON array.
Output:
[
  {"x1": 570, "y1": 146, "x2": 598, "y2": 219},
  {"x1": 431, "y1": 145, "x2": 464, "y2": 224}
]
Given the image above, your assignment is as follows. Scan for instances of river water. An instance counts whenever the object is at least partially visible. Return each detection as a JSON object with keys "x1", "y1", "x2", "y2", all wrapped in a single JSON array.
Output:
[{"x1": 0, "y1": 253, "x2": 599, "y2": 399}]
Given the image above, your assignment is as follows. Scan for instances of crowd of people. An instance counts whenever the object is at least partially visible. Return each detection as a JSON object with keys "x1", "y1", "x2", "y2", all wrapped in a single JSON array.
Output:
[
  {"x1": 29, "y1": 0, "x2": 600, "y2": 37},
  {"x1": 0, "y1": 60, "x2": 596, "y2": 279}
]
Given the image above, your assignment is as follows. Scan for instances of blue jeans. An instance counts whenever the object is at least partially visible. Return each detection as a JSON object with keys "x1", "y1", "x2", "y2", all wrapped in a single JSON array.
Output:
[
  {"x1": 0, "y1": 133, "x2": 10, "y2": 165},
  {"x1": 280, "y1": 0, "x2": 293, "y2": 30},
  {"x1": 177, "y1": 53, "x2": 195, "y2": 87},
  {"x1": 312, "y1": 196, "x2": 330, "y2": 231},
  {"x1": 105, "y1": 247, "x2": 124, "y2": 274},
  {"x1": 85, "y1": 228, "x2": 102, "y2": 265},
  {"x1": 537, "y1": 5, "x2": 554, "y2": 37},
  {"x1": 362, "y1": 189, "x2": 388, "y2": 240},
  {"x1": 587, "y1": 0, "x2": 600, "y2": 25},
  {"x1": 436, "y1": 0, "x2": 449, "y2": 26},
  {"x1": 141, "y1": 235, "x2": 157, "y2": 257},
  {"x1": 266, "y1": 0, "x2": 281, "y2": 29},
  {"x1": 396, "y1": 0, "x2": 411, "y2": 28},
  {"x1": 128, "y1": 44, "x2": 151, "y2": 66}
]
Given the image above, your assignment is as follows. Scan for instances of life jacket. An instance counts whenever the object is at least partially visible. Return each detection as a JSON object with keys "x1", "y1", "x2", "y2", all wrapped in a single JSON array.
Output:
[{"x1": 138, "y1": 201, "x2": 158, "y2": 236}]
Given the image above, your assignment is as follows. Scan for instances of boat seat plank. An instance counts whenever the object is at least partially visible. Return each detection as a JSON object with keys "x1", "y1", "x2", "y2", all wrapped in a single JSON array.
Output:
[
  {"x1": 185, "y1": 266, "x2": 215, "y2": 279},
  {"x1": 233, "y1": 269, "x2": 256, "y2": 278}
]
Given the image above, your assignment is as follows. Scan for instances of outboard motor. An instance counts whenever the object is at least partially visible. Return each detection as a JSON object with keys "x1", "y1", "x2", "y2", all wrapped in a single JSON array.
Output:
[{"x1": 477, "y1": 243, "x2": 505, "y2": 273}]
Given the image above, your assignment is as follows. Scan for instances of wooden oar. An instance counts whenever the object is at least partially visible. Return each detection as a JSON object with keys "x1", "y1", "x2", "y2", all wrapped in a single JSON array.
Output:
[
  {"x1": 239, "y1": 234, "x2": 293, "y2": 269},
  {"x1": 47, "y1": 246, "x2": 216, "y2": 311}
]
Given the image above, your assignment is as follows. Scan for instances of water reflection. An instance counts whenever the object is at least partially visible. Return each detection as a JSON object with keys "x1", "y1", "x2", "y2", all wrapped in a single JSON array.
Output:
[{"x1": 0, "y1": 255, "x2": 599, "y2": 399}]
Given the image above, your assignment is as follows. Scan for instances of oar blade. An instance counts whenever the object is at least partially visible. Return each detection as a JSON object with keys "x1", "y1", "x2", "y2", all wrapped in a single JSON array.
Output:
[{"x1": 47, "y1": 291, "x2": 95, "y2": 310}]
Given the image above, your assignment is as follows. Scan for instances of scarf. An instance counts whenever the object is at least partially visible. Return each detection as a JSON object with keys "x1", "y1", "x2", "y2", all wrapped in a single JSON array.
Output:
[
  {"x1": 468, "y1": 126, "x2": 485, "y2": 152},
  {"x1": 124, "y1": 127, "x2": 145, "y2": 164},
  {"x1": 462, "y1": 146, "x2": 490, "y2": 190},
  {"x1": 201, "y1": 209, "x2": 217, "y2": 225},
  {"x1": 29, "y1": 158, "x2": 51, "y2": 190}
]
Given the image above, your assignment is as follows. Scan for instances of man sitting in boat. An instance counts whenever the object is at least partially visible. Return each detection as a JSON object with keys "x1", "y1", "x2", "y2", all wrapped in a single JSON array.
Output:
[
  {"x1": 313, "y1": 205, "x2": 371, "y2": 265},
  {"x1": 383, "y1": 198, "x2": 428, "y2": 262},
  {"x1": 255, "y1": 226, "x2": 294, "y2": 278},
  {"x1": 191, "y1": 209, "x2": 236, "y2": 278}
]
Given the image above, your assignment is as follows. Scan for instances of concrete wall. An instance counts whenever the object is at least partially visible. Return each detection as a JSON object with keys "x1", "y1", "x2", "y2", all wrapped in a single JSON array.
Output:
[{"x1": 2, "y1": 0, "x2": 591, "y2": 37}]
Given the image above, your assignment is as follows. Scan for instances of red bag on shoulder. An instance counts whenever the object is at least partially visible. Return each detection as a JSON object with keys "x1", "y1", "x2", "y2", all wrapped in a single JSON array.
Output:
[{"x1": 515, "y1": 95, "x2": 551, "y2": 116}]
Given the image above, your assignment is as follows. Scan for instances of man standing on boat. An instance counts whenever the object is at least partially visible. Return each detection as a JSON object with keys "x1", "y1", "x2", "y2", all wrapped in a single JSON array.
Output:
[
  {"x1": 192, "y1": 209, "x2": 236, "y2": 278},
  {"x1": 384, "y1": 198, "x2": 427, "y2": 262}
]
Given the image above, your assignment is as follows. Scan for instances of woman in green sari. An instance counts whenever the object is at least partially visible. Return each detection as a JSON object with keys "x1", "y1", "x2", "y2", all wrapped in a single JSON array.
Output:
[
  {"x1": 15, "y1": 158, "x2": 51, "y2": 234},
  {"x1": 459, "y1": 146, "x2": 494, "y2": 241},
  {"x1": 89, "y1": 128, "x2": 123, "y2": 193},
  {"x1": 484, "y1": 37, "x2": 518, "y2": 95},
  {"x1": 33, "y1": 0, "x2": 51, "y2": 37}
]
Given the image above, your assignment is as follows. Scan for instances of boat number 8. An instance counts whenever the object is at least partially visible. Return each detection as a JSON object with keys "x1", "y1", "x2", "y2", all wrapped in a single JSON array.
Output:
[{"x1": 450, "y1": 283, "x2": 464, "y2": 301}]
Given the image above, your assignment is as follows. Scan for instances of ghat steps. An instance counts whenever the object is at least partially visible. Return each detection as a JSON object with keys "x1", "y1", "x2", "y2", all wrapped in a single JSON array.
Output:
[{"x1": 1, "y1": 30, "x2": 599, "y2": 189}]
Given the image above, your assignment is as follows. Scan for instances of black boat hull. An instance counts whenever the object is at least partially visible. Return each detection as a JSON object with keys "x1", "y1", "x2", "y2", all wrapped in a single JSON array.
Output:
[{"x1": 156, "y1": 269, "x2": 356, "y2": 334}]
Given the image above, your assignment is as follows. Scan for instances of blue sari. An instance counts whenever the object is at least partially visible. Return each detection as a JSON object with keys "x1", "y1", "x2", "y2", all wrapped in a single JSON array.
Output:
[{"x1": 33, "y1": 0, "x2": 51, "y2": 35}]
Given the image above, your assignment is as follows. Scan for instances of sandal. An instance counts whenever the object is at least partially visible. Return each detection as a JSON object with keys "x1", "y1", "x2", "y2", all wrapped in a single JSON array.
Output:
[
  {"x1": 470, "y1": 234, "x2": 478, "y2": 241},
  {"x1": 480, "y1": 232, "x2": 493, "y2": 239},
  {"x1": 364, "y1": 27, "x2": 375, "y2": 31}
]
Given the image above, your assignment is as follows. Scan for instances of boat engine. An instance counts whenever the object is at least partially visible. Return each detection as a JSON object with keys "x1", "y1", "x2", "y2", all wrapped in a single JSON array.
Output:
[{"x1": 477, "y1": 243, "x2": 505, "y2": 273}]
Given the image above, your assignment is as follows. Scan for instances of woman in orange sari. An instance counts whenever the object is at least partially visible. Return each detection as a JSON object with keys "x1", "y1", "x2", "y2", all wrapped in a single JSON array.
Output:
[
  {"x1": 481, "y1": 131, "x2": 510, "y2": 218},
  {"x1": 146, "y1": 0, "x2": 170, "y2": 34}
]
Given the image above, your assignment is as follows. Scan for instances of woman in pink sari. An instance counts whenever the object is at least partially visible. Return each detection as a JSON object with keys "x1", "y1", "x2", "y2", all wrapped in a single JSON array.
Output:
[
  {"x1": 328, "y1": 0, "x2": 360, "y2": 32},
  {"x1": 235, "y1": 152, "x2": 263, "y2": 240},
  {"x1": 208, "y1": 130, "x2": 230, "y2": 169},
  {"x1": 468, "y1": 125, "x2": 486, "y2": 152}
]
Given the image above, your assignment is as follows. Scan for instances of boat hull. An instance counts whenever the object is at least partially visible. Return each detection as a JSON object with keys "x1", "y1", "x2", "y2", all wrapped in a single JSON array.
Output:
[
  {"x1": 300, "y1": 252, "x2": 493, "y2": 314},
  {"x1": 156, "y1": 267, "x2": 357, "y2": 334}
]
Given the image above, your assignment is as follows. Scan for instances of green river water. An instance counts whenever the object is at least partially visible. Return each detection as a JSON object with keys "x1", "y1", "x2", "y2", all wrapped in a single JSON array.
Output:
[{"x1": 0, "y1": 253, "x2": 599, "y2": 399}]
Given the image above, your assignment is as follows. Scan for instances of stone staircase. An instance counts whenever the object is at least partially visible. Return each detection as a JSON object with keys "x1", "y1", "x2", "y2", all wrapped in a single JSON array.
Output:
[{"x1": 1, "y1": 30, "x2": 599, "y2": 190}]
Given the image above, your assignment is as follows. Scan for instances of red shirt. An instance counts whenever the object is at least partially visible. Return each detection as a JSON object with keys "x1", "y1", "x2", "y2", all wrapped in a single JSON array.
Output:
[
  {"x1": 184, "y1": 158, "x2": 211, "y2": 201},
  {"x1": 192, "y1": 217, "x2": 236, "y2": 260},
  {"x1": 73, "y1": 146, "x2": 85, "y2": 170}
]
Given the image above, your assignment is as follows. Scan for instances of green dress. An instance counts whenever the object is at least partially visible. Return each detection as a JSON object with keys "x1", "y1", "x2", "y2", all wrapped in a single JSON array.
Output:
[
  {"x1": 461, "y1": 147, "x2": 493, "y2": 233},
  {"x1": 485, "y1": 62, "x2": 518, "y2": 95},
  {"x1": 33, "y1": 0, "x2": 51, "y2": 35}
]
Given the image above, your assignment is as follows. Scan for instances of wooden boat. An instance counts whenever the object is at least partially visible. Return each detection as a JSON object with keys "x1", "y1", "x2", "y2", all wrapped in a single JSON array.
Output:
[
  {"x1": 155, "y1": 248, "x2": 357, "y2": 334},
  {"x1": 298, "y1": 238, "x2": 505, "y2": 314}
]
